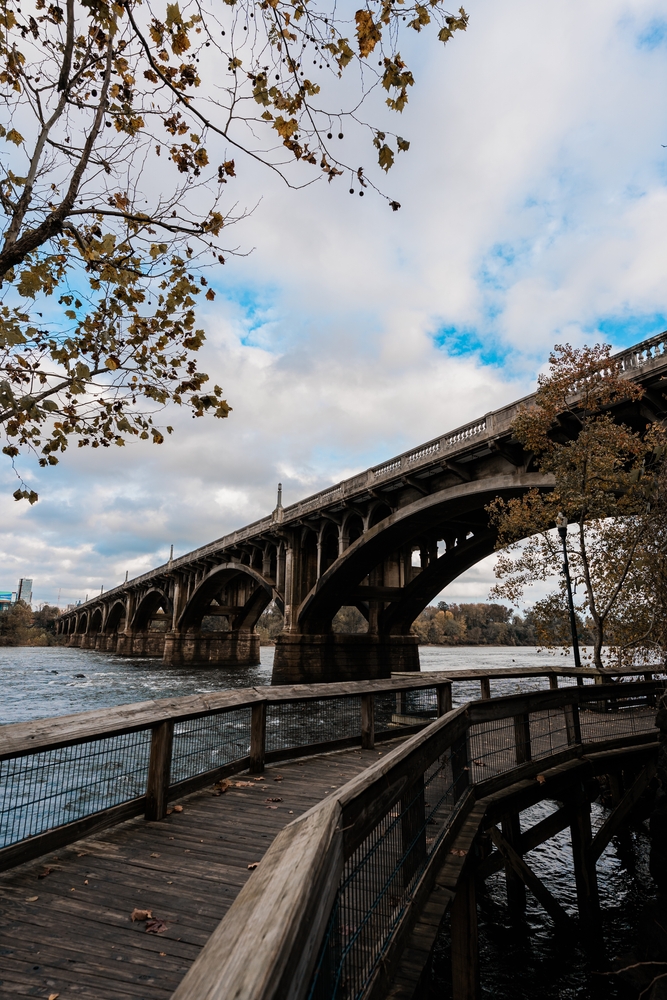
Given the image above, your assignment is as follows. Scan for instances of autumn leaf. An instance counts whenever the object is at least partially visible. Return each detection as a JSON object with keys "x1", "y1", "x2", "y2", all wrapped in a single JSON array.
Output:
[
  {"x1": 131, "y1": 908, "x2": 153, "y2": 921},
  {"x1": 6, "y1": 128, "x2": 23, "y2": 145},
  {"x1": 146, "y1": 918, "x2": 169, "y2": 933},
  {"x1": 274, "y1": 116, "x2": 298, "y2": 139},
  {"x1": 205, "y1": 288, "x2": 215, "y2": 300},
  {"x1": 355, "y1": 10, "x2": 381, "y2": 57},
  {"x1": 377, "y1": 143, "x2": 394, "y2": 172}
]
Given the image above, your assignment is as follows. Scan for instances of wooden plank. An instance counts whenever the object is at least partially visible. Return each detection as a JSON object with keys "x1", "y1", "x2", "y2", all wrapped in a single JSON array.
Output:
[
  {"x1": 170, "y1": 799, "x2": 343, "y2": 1000},
  {"x1": 567, "y1": 784, "x2": 600, "y2": 924},
  {"x1": 501, "y1": 813, "x2": 525, "y2": 911},
  {"x1": 590, "y1": 760, "x2": 657, "y2": 861},
  {"x1": 488, "y1": 827, "x2": 574, "y2": 931}
]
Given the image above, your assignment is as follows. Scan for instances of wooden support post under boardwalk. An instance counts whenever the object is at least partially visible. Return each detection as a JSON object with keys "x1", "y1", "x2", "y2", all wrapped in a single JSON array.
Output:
[
  {"x1": 480, "y1": 677, "x2": 491, "y2": 700},
  {"x1": 145, "y1": 720, "x2": 174, "y2": 821},
  {"x1": 401, "y1": 773, "x2": 427, "y2": 886},
  {"x1": 437, "y1": 682, "x2": 453, "y2": 716},
  {"x1": 489, "y1": 827, "x2": 574, "y2": 932},
  {"x1": 361, "y1": 692, "x2": 375, "y2": 749},
  {"x1": 249, "y1": 701, "x2": 266, "y2": 773},
  {"x1": 567, "y1": 783, "x2": 600, "y2": 925},
  {"x1": 549, "y1": 674, "x2": 559, "y2": 690},
  {"x1": 451, "y1": 864, "x2": 480, "y2": 1000},
  {"x1": 501, "y1": 813, "x2": 526, "y2": 913}
]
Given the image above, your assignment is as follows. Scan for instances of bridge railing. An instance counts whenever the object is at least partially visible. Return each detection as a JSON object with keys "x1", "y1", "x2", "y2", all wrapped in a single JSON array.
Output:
[
  {"x1": 0, "y1": 666, "x2": 659, "y2": 874},
  {"x1": 171, "y1": 678, "x2": 664, "y2": 1000}
]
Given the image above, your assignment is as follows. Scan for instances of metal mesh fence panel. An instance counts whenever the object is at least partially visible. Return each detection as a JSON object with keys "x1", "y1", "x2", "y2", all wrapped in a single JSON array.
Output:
[
  {"x1": 375, "y1": 688, "x2": 438, "y2": 733},
  {"x1": 170, "y1": 708, "x2": 252, "y2": 784},
  {"x1": 265, "y1": 697, "x2": 362, "y2": 754},
  {"x1": 468, "y1": 717, "x2": 517, "y2": 781},
  {"x1": 0, "y1": 729, "x2": 152, "y2": 849},
  {"x1": 309, "y1": 750, "x2": 456, "y2": 1000},
  {"x1": 528, "y1": 708, "x2": 571, "y2": 760}
]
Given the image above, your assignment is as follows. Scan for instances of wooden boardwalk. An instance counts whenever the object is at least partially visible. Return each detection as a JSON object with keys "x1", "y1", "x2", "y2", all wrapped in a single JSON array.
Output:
[{"x1": 0, "y1": 743, "x2": 399, "y2": 1000}]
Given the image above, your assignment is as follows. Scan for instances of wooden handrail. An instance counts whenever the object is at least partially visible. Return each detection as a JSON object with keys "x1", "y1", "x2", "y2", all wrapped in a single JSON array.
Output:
[
  {"x1": 1, "y1": 667, "x2": 661, "y2": 759},
  {"x1": 170, "y1": 680, "x2": 663, "y2": 1000}
]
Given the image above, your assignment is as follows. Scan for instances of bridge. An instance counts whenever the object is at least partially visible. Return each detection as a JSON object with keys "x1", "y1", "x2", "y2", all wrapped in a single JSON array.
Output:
[
  {"x1": 56, "y1": 331, "x2": 667, "y2": 684},
  {"x1": 0, "y1": 668, "x2": 663, "y2": 999}
]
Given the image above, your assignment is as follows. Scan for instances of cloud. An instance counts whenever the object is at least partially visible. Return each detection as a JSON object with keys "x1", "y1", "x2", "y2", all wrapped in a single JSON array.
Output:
[{"x1": 4, "y1": 0, "x2": 667, "y2": 612}]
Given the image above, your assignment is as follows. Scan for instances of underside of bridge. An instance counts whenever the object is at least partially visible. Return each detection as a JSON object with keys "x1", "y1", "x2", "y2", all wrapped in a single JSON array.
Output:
[{"x1": 55, "y1": 332, "x2": 667, "y2": 682}]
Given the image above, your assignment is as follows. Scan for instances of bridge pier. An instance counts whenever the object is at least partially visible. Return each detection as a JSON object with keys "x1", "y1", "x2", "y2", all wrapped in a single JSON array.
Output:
[
  {"x1": 163, "y1": 630, "x2": 261, "y2": 667},
  {"x1": 116, "y1": 632, "x2": 166, "y2": 657},
  {"x1": 95, "y1": 633, "x2": 119, "y2": 652},
  {"x1": 271, "y1": 633, "x2": 419, "y2": 684}
]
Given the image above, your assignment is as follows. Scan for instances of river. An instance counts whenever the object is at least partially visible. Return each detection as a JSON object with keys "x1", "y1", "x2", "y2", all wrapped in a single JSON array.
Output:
[
  {"x1": 0, "y1": 643, "x2": 581, "y2": 724},
  {"x1": 0, "y1": 644, "x2": 656, "y2": 998}
]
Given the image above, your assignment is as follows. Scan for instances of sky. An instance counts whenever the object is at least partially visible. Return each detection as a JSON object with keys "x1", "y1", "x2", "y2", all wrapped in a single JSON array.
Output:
[{"x1": 3, "y1": 0, "x2": 667, "y2": 610}]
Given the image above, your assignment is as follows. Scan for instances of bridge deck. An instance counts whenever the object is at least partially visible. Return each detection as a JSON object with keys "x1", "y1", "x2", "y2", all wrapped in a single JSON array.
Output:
[{"x1": 0, "y1": 742, "x2": 400, "y2": 1000}]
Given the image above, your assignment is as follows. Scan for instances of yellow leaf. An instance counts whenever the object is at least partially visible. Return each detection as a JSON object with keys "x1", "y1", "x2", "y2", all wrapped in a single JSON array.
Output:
[
  {"x1": 6, "y1": 128, "x2": 23, "y2": 145},
  {"x1": 355, "y1": 10, "x2": 381, "y2": 57}
]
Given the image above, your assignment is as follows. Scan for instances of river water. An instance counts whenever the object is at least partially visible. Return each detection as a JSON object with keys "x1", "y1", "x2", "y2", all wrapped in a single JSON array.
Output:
[{"x1": 0, "y1": 644, "x2": 656, "y2": 998}]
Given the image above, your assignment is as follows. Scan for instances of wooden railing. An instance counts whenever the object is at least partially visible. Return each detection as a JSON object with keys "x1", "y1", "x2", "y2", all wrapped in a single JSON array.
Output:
[
  {"x1": 0, "y1": 665, "x2": 659, "y2": 874},
  {"x1": 170, "y1": 678, "x2": 664, "y2": 1000}
]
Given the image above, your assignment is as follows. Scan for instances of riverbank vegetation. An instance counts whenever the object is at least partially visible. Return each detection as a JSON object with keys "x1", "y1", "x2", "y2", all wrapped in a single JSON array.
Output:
[{"x1": 0, "y1": 602, "x2": 61, "y2": 646}]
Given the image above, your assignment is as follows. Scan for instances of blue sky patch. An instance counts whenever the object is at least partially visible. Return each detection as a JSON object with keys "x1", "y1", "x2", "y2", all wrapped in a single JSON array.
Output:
[
  {"x1": 636, "y1": 19, "x2": 667, "y2": 50},
  {"x1": 592, "y1": 312, "x2": 667, "y2": 348},
  {"x1": 433, "y1": 326, "x2": 513, "y2": 368}
]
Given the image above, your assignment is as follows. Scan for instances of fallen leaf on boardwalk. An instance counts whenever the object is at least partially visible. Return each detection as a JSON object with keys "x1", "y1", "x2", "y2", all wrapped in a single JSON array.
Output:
[
  {"x1": 159, "y1": 951, "x2": 166, "y2": 956},
  {"x1": 449, "y1": 849, "x2": 467, "y2": 857},
  {"x1": 146, "y1": 918, "x2": 168, "y2": 934},
  {"x1": 38, "y1": 867, "x2": 53, "y2": 879},
  {"x1": 536, "y1": 774, "x2": 547, "y2": 784},
  {"x1": 166, "y1": 808, "x2": 173, "y2": 815},
  {"x1": 273, "y1": 776, "x2": 284, "y2": 782},
  {"x1": 131, "y1": 908, "x2": 153, "y2": 922},
  {"x1": 25, "y1": 896, "x2": 38, "y2": 902},
  {"x1": 212, "y1": 779, "x2": 231, "y2": 795},
  {"x1": 266, "y1": 805, "x2": 278, "y2": 810},
  {"x1": 472, "y1": 759, "x2": 487, "y2": 767},
  {"x1": 48, "y1": 994, "x2": 59, "y2": 999},
  {"x1": 234, "y1": 781, "x2": 254, "y2": 788},
  {"x1": 266, "y1": 797, "x2": 283, "y2": 803},
  {"x1": 253, "y1": 776, "x2": 265, "y2": 782},
  {"x1": 247, "y1": 862, "x2": 259, "y2": 870},
  {"x1": 76, "y1": 852, "x2": 87, "y2": 857},
  {"x1": 172, "y1": 805, "x2": 183, "y2": 813},
  {"x1": 150, "y1": 853, "x2": 160, "y2": 858}
]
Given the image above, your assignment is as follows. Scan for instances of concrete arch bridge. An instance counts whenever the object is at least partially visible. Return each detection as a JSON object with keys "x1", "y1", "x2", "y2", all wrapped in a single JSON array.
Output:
[{"x1": 56, "y1": 332, "x2": 667, "y2": 683}]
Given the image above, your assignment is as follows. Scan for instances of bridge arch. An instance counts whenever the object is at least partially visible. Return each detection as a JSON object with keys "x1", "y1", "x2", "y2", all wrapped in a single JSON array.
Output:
[
  {"x1": 178, "y1": 563, "x2": 273, "y2": 632},
  {"x1": 132, "y1": 589, "x2": 172, "y2": 632},
  {"x1": 76, "y1": 612, "x2": 88, "y2": 634},
  {"x1": 89, "y1": 608, "x2": 103, "y2": 634},
  {"x1": 296, "y1": 473, "x2": 552, "y2": 634},
  {"x1": 104, "y1": 600, "x2": 126, "y2": 633}
]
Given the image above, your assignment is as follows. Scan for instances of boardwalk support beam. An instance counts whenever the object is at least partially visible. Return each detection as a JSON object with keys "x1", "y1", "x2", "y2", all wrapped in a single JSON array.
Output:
[
  {"x1": 451, "y1": 865, "x2": 480, "y2": 1000},
  {"x1": 590, "y1": 761, "x2": 656, "y2": 862},
  {"x1": 488, "y1": 827, "x2": 574, "y2": 931}
]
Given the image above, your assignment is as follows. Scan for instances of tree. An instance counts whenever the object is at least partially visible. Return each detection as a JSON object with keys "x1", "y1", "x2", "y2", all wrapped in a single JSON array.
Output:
[
  {"x1": 488, "y1": 343, "x2": 666, "y2": 671},
  {"x1": 0, "y1": 598, "x2": 33, "y2": 643},
  {"x1": 0, "y1": 0, "x2": 468, "y2": 501}
]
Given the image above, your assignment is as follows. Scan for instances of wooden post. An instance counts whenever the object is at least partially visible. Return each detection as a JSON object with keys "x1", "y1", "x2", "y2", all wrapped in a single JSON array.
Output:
[
  {"x1": 501, "y1": 813, "x2": 526, "y2": 913},
  {"x1": 396, "y1": 690, "x2": 407, "y2": 716},
  {"x1": 401, "y1": 774, "x2": 427, "y2": 886},
  {"x1": 564, "y1": 701, "x2": 582, "y2": 746},
  {"x1": 480, "y1": 677, "x2": 491, "y2": 700},
  {"x1": 250, "y1": 701, "x2": 267, "y2": 774},
  {"x1": 361, "y1": 693, "x2": 375, "y2": 749},
  {"x1": 568, "y1": 784, "x2": 600, "y2": 925},
  {"x1": 145, "y1": 720, "x2": 174, "y2": 821},
  {"x1": 513, "y1": 713, "x2": 531, "y2": 765},
  {"x1": 437, "y1": 682, "x2": 453, "y2": 717},
  {"x1": 452, "y1": 732, "x2": 469, "y2": 800},
  {"x1": 450, "y1": 865, "x2": 480, "y2": 1000},
  {"x1": 549, "y1": 674, "x2": 559, "y2": 690}
]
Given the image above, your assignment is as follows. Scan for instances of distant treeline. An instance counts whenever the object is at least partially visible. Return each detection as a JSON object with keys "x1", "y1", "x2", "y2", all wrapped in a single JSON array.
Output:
[
  {"x1": 257, "y1": 601, "x2": 592, "y2": 647},
  {"x1": 0, "y1": 602, "x2": 61, "y2": 646}
]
